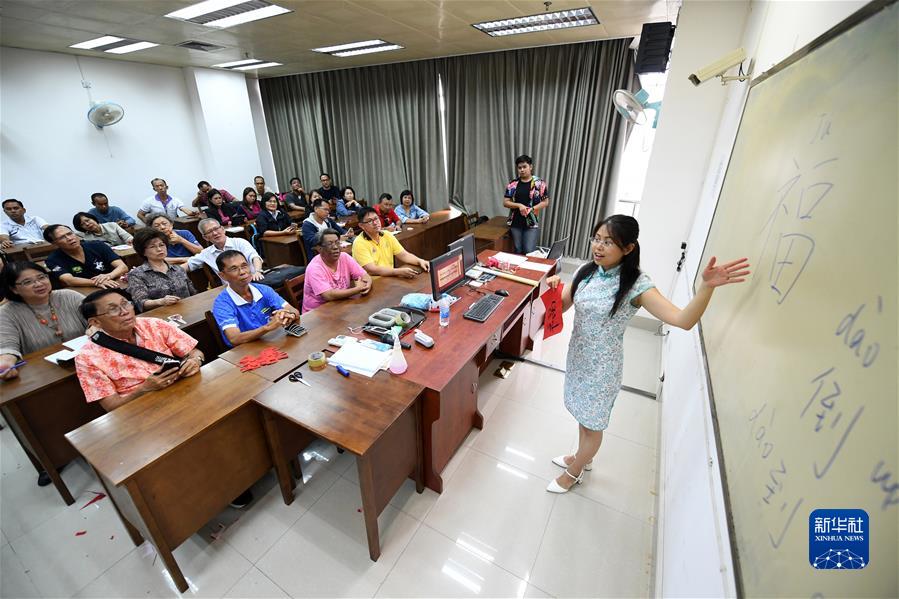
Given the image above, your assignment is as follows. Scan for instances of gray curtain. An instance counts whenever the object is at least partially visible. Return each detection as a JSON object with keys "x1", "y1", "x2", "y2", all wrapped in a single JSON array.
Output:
[
  {"x1": 439, "y1": 40, "x2": 633, "y2": 258},
  {"x1": 260, "y1": 60, "x2": 446, "y2": 209}
]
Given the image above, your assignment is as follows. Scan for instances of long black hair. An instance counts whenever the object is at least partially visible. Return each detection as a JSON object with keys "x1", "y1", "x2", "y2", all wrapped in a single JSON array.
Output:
[{"x1": 571, "y1": 215, "x2": 642, "y2": 317}]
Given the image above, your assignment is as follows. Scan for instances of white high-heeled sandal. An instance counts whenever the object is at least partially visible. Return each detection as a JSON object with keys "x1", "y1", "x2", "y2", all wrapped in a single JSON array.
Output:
[
  {"x1": 551, "y1": 455, "x2": 593, "y2": 471},
  {"x1": 546, "y1": 469, "x2": 583, "y2": 493}
]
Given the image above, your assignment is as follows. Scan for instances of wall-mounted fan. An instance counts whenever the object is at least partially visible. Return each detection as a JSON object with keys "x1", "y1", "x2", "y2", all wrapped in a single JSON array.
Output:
[
  {"x1": 87, "y1": 102, "x2": 124, "y2": 129},
  {"x1": 613, "y1": 89, "x2": 662, "y2": 128}
]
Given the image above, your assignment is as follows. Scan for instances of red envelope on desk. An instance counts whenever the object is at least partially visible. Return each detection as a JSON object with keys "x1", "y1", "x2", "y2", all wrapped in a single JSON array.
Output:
[{"x1": 541, "y1": 284, "x2": 564, "y2": 340}]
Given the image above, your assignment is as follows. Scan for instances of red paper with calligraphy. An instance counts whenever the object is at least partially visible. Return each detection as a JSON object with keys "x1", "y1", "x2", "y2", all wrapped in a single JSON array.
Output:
[{"x1": 541, "y1": 283, "x2": 564, "y2": 340}]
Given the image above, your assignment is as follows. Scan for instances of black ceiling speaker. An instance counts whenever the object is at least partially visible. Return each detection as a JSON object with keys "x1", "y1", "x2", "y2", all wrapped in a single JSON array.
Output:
[{"x1": 635, "y1": 22, "x2": 675, "y2": 74}]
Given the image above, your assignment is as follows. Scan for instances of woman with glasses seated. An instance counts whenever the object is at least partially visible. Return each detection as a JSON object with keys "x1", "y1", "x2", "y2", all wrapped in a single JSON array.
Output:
[
  {"x1": 0, "y1": 261, "x2": 88, "y2": 381},
  {"x1": 127, "y1": 228, "x2": 197, "y2": 312},
  {"x1": 72, "y1": 212, "x2": 133, "y2": 246}
]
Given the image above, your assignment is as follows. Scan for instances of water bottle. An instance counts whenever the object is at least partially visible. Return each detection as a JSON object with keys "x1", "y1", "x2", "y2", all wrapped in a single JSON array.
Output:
[{"x1": 439, "y1": 296, "x2": 450, "y2": 327}]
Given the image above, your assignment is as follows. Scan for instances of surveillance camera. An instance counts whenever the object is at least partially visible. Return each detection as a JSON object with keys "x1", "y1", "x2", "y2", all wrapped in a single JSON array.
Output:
[{"x1": 688, "y1": 48, "x2": 748, "y2": 86}]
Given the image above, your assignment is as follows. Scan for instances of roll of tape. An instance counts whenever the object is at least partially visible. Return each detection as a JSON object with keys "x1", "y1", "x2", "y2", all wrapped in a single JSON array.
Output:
[{"x1": 308, "y1": 351, "x2": 327, "y2": 371}]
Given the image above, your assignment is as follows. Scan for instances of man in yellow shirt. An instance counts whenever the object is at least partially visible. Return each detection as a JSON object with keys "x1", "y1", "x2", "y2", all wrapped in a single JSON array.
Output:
[{"x1": 352, "y1": 207, "x2": 430, "y2": 278}]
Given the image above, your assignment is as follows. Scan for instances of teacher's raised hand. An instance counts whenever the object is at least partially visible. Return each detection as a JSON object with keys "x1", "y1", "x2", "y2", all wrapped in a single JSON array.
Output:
[{"x1": 701, "y1": 256, "x2": 751, "y2": 288}]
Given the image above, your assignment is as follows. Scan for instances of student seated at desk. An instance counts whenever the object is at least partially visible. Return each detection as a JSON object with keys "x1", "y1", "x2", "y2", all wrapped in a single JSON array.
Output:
[
  {"x1": 255, "y1": 192, "x2": 298, "y2": 244},
  {"x1": 44, "y1": 225, "x2": 128, "y2": 289},
  {"x1": 128, "y1": 229, "x2": 197, "y2": 312},
  {"x1": 147, "y1": 213, "x2": 202, "y2": 264},
  {"x1": 303, "y1": 229, "x2": 371, "y2": 313},
  {"x1": 284, "y1": 177, "x2": 308, "y2": 211},
  {"x1": 352, "y1": 207, "x2": 429, "y2": 279},
  {"x1": 373, "y1": 193, "x2": 401, "y2": 231},
  {"x1": 238, "y1": 187, "x2": 263, "y2": 220},
  {"x1": 88, "y1": 193, "x2": 136, "y2": 228},
  {"x1": 73, "y1": 212, "x2": 133, "y2": 246},
  {"x1": 201, "y1": 189, "x2": 240, "y2": 227},
  {"x1": 0, "y1": 261, "x2": 88, "y2": 486},
  {"x1": 186, "y1": 218, "x2": 265, "y2": 282},
  {"x1": 335, "y1": 186, "x2": 363, "y2": 217},
  {"x1": 211, "y1": 251, "x2": 300, "y2": 348},
  {"x1": 74, "y1": 289, "x2": 204, "y2": 412},
  {"x1": 192, "y1": 180, "x2": 235, "y2": 208},
  {"x1": 301, "y1": 198, "x2": 353, "y2": 263},
  {"x1": 137, "y1": 178, "x2": 195, "y2": 223},
  {"x1": 1, "y1": 199, "x2": 48, "y2": 248},
  {"x1": 394, "y1": 189, "x2": 429, "y2": 224},
  {"x1": 0, "y1": 261, "x2": 87, "y2": 380}
]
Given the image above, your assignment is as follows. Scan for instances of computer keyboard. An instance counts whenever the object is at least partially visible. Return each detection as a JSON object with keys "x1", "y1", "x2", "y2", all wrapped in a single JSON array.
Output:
[{"x1": 463, "y1": 293, "x2": 504, "y2": 322}]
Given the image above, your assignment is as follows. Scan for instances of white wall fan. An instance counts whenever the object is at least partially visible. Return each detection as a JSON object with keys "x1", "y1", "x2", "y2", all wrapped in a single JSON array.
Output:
[
  {"x1": 613, "y1": 89, "x2": 662, "y2": 128},
  {"x1": 87, "y1": 101, "x2": 125, "y2": 129}
]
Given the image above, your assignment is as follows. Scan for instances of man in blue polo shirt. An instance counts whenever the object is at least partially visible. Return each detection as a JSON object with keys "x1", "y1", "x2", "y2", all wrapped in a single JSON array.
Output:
[{"x1": 211, "y1": 250, "x2": 300, "y2": 348}]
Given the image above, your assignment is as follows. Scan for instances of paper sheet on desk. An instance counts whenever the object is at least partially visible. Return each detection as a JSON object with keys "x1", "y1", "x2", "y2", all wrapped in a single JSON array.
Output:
[
  {"x1": 111, "y1": 244, "x2": 131, "y2": 251},
  {"x1": 45, "y1": 349, "x2": 78, "y2": 365},
  {"x1": 519, "y1": 261, "x2": 554, "y2": 273},
  {"x1": 492, "y1": 252, "x2": 529, "y2": 266},
  {"x1": 328, "y1": 342, "x2": 391, "y2": 377},
  {"x1": 63, "y1": 335, "x2": 90, "y2": 352},
  {"x1": 340, "y1": 240, "x2": 351, "y2": 248},
  {"x1": 225, "y1": 226, "x2": 244, "y2": 233}
]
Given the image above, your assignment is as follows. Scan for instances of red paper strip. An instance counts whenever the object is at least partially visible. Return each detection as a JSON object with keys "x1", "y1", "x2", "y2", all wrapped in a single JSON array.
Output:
[
  {"x1": 75, "y1": 530, "x2": 87, "y2": 536},
  {"x1": 541, "y1": 283, "x2": 564, "y2": 340},
  {"x1": 80, "y1": 491, "x2": 106, "y2": 510}
]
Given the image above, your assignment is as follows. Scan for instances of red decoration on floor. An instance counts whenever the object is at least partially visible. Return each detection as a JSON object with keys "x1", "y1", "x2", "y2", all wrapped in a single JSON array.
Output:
[
  {"x1": 75, "y1": 530, "x2": 87, "y2": 536},
  {"x1": 80, "y1": 491, "x2": 106, "y2": 510},
  {"x1": 238, "y1": 347, "x2": 289, "y2": 372}
]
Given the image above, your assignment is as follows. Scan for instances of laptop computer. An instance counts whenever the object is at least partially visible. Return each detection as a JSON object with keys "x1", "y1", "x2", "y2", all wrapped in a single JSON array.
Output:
[{"x1": 532, "y1": 236, "x2": 568, "y2": 260}]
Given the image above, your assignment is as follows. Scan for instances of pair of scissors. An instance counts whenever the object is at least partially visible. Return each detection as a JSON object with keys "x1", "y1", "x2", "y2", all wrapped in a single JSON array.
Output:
[{"x1": 288, "y1": 371, "x2": 311, "y2": 387}]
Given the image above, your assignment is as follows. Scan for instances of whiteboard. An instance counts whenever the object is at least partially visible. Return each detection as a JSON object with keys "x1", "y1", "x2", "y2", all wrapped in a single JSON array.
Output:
[{"x1": 696, "y1": 1, "x2": 898, "y2": 596}]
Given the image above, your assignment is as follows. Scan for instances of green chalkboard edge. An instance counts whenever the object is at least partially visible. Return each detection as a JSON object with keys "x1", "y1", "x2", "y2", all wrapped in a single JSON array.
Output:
[{"x1": 692, "y1": 0, "x2": 897, "y2": 596}]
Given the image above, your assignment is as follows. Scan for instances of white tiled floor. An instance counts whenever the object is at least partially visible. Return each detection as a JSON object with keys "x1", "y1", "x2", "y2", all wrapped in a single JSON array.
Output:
[{"x1": 0, "y1": 318, "x2": 661, "y2": 598}]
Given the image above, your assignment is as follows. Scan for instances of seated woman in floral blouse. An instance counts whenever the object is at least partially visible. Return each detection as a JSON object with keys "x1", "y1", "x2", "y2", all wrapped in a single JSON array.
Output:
[{"x1": 127, "y1": 228, "x2": 197, "y2": 312}]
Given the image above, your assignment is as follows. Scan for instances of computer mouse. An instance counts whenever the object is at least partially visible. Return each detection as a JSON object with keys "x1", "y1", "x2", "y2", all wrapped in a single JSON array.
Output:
[{"x1": 495, "y1": 289, "x2": 510, "y2": 297}]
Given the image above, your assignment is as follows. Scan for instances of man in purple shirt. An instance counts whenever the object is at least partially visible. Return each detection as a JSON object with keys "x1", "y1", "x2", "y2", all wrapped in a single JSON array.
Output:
[{"x1": 302, "y1": 228, "x2": 372, "y2": 313}]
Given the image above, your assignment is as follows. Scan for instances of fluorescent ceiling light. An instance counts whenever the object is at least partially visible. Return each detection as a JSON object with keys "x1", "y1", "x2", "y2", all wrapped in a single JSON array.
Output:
[
  {"x1": 473, "y1": 7, "x2": 598, "y2": 37},
  {"x1": 70, "y1": 36, "x2": 124, "y2": 49},
  {"x1": 212, "y1": 58, "x2": 264, "y2": 68},
  {"x1": 105, "y1": 41, "x2": 159, "y2": 54},
  {"x1": 204, "y1": 4, "x2": 291, "y2": 28},
  {"x1": 311, "y1": 39, "x2": 387, "y2": 54},
  {"x1": 233, "y1": 61, "x2": 282, "y2": 71},
  {"x1": 165, "y1": 0, "x2": 246, "y2": 20},
  {"x1": 333, "y1": 44, "x2": 403, "y2": 58}
]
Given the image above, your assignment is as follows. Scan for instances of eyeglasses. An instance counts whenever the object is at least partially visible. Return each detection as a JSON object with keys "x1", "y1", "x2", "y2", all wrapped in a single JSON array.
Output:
[
  {"x1": 55, "y1": 232, "x2": 78, "y2": 242},
  {"x1": 319, "y1": 241, "x2": 341, "y2": 249},
  {"x1": 144, "y1": 242, "x2": 167, "y2": 251},
  {"x1": 589, "y1": 237, "x2": 617, "y2": 249},
  {"x1": 96, "y1": 300, "x2": 134, "y2": 317},
  {"x1": 203, "y1": 225, "x2": 224, "y2": 236},
  {"x1": 16, "y1": 273, "x2": 49, "y2": 288},
  {"x1": 361, "y1": 218, "x2": 380, "y2": 226},
  {"x1": 223, "y1": 264, "x2": 251, "y2": 275}
]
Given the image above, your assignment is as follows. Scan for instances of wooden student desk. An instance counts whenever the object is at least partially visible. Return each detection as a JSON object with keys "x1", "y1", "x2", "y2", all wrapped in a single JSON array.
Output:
[
  {"x1": 255, "y1": 360, "x2": 425, "y2": 562},
  {"x1": 66, "y1": 360, "x2": 273, "y2": 594},
  {"x1": 466, "y1": 215, "x2": 515, "y2": 254},
  {"x1": 0, "y1": 288, "x2": 221, "y2": 505}
]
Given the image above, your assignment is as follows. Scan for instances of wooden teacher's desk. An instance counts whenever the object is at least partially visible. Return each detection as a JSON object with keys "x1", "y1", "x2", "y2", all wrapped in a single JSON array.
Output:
[
  {"x1": 0, "y1": 288, "x2": 221, "y2": 505},
  {"x1": 66, "y1": 360, "x2": 273, "y2": 594}
]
